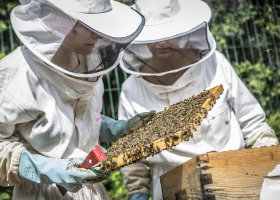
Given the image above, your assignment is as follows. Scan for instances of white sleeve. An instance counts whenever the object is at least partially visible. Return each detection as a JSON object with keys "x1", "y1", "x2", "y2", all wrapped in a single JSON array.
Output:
[
  {"x1": 246, "y1": 126, "x2": 279, "y2": 148},
  {"x1": 118, "y1": 89, "x2": 135, "y2": 120},
  {"x1": 0, "y1": 91, "x2": 33, "y2": 186},
  {"x1": 0, "y1": 142, "x2": 26, "y2": 186},
  {"x1": 223, "y1": 55, "x2": 279, "y2": 147},
  {"x1": 120, "y1": 163, "x2": 151, "y2": 198}
]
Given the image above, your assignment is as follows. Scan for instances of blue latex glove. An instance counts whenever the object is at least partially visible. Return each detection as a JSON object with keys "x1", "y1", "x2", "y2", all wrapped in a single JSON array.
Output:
[
  {"x1": 130, "y1": 193, "x2": 149, "y2": 200},
  {"x1": 18, "y1": 150, "x2": 108, "y2": 193},
  {"x1": 99, "y1": 110, "x2": 156, "y2": 142}
]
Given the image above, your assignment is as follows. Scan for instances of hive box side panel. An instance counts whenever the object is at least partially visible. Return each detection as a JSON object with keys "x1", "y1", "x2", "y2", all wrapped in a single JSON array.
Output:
[
  {"x1": 200, "y1": 145, "x2": 280, "y2": 200},
  {"x1": 161, "y1": 146, "x2": 280, "y2": 200},
  {"x1": 160, "y1": 156, "x2": 205, "y2": 200}
]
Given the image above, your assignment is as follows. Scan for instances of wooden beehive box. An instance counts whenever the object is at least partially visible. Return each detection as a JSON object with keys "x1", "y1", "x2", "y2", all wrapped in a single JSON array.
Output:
[{"x1": 160, "y1": 145, "x2": 280, "y2": 200}]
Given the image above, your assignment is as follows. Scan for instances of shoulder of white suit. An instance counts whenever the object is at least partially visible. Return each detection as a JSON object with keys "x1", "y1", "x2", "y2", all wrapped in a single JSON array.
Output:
[{"x1": 0, "y1": 47, "x2": 28, "y2": 91}]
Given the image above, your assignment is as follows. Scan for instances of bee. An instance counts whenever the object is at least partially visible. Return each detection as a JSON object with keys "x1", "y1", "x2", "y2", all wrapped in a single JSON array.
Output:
[
  {"x1": 137, "y1": 74, "x2": 141, "y2": 78},
  {"x1": 104, "y1": 89, "x2": 224, "y2": 168}
]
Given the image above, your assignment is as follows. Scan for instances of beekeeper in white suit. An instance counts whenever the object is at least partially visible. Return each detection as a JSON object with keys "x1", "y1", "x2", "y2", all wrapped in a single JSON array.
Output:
[
  {"x1": 0, "y1": 0, "x2": 156, "y2": 199},
  {"x1": 118, "y1": 0, "x2": 279, "y2": 199}
]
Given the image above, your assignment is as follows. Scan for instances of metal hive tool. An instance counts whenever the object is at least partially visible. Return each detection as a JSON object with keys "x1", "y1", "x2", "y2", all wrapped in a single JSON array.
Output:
[{"x1": 101, "y1": 85, "x2": 224, "y2": 170}]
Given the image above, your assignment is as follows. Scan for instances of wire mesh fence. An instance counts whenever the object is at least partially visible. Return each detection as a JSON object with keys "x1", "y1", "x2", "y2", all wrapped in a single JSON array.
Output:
[
  {"x1": 0, "y1": 0, "x2": 280, "y2": 199},
  {"x1": 101, "y1": 0, "x2": 280, "y2": 198}
]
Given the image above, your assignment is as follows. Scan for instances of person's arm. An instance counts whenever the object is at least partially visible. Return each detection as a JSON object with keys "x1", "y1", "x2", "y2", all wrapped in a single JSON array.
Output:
[
  {"x1": 118, "y1": 89, "x2": 152, "y2": 200},
  {"x1": 0, "y1": 90, "x2": 33, "y2": 186},
  {"x1": 99, "y1": 78, "x2": 156, "y2": 142},
  {"x1": 100, "y1": 88, "x2": 155, "y2": 143},
  {"x1": 0, "y1": 141, "x2": 26, "y2": 186},
  {"x1": 222, "y1": 55, "x2": 279, "y2": 148},
  {"x1": 18, "y1": 149, "x2": 108, "y2": 192},
  {"x1": 118, "y1": 91, "x2": 137, "y2": 121},
  {"x1": 121, "y1": 163, "x2": 151, "y2": 199},
  {"x1": 99, "y1": 111, "x2": 155, "y2": 143},
  {"x1": 0, "y1": 92, "x2": 108, "y2": 191}
]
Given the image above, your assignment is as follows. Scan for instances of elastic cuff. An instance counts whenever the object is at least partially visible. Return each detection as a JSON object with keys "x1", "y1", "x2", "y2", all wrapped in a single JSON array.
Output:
[
  {"x1": 9, "y1": 143, "x2": 26, "y2": 185},
  {"x1": 246, "y1": 126, "x2": 279, "y2": 148}
]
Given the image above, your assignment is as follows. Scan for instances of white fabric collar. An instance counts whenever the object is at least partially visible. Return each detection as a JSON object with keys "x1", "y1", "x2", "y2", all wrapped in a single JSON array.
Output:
[
  {"x1": 22, "y1": 46, "x2": 102, "y2": 100},
  {"x1": 138, "y1": 60, "x2": 205, "y2": 99}
]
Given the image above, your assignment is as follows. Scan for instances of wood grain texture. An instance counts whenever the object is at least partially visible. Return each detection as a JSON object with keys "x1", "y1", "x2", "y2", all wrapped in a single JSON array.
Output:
[
  {"x1": 160, "y1": 145, "x2": 280, "y2": 200},
  {"x1": 103, "y1": 85, "x2": 224, "y2": 170},
  {"x1": 160, "y1": 156, "x2": 204, "y2": 200},
  {"x1": 202, "y1": 146, "x2": 280, "y2": 200}
]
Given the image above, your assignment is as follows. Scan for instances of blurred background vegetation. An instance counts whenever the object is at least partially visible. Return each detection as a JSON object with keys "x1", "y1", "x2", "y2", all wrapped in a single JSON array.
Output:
[{"x1": 0, "y1": 0, "x2": 280, "y2": 199}]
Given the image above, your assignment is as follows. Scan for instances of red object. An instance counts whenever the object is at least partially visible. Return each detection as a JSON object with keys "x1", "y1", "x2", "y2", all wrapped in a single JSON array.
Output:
[{"x1": 79, "y1": 146, "x2": 106, "y2": 169}]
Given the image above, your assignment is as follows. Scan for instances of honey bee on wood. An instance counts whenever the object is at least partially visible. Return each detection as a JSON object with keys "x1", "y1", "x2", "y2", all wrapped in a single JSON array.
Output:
[{"x1": 101, "y1": 87, "x2": 223, "y2": 169}]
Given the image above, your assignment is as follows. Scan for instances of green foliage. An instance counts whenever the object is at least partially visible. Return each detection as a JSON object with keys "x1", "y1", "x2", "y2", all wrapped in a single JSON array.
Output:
[
  {"x1": 0, "y1": 53, "x2": 5, "y2": 60},
  {"x1": 103, "y1": 170, "x2": 128, "y2": 200},
  {"x1": 0, "y1": 187, "x2": 13, "y2": 200},
  {"x1": 0, "y1": 1, "x2": 18, "y2": 20},
  {"x1": 232, "y1": 60, "x2": 280, "y2": 109},
  {"x1": 115, "y1": 0, "x2": 134, "y2": 6},
  {"x1": 207, "y1": 0, "x2": 280, "y2": 114},
  {"x1": 0, "y1": 0, "x2": 280, "y2": 199},
  {"x1": 266, "y1": 112, "x2": 280, "y2": 139}
]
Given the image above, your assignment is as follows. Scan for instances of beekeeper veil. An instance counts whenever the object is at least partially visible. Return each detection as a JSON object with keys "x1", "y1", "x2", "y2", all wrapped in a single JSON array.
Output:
[
  {"x1": 11, "y1": 0, "x2": 145, "y2": 81},
  {"x1": 120, "y1": 0, "x2": 216, "y2": 77}
]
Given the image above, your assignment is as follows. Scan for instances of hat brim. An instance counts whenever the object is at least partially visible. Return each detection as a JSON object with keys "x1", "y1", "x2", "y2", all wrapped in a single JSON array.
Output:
[
  {"x1": 11, "y1": 7, "x2": 124, "y2": 78},
  {"x1": 58, "y1": 1, "x2": 144, "y2": 38},
  {"x1": 131, "y1": 0, "x2": 211, "y2": 44},
  {"x1": 119, "y1": 42, "x2": 217, "y2": 77}
]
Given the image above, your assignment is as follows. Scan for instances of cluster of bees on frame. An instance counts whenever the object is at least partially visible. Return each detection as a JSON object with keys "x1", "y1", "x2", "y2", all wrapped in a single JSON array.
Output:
[{"x1": 101, "y1": 89, "x2": 221, "y2": 169}]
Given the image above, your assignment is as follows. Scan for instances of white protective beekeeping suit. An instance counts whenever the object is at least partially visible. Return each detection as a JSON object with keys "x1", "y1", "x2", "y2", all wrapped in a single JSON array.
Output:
[
  {"x1": 0, "y1": 0, "x2": 144, "y2": 199},
  {"x1": 118, "y1": 0, "x2": 279, "y2": 199}
]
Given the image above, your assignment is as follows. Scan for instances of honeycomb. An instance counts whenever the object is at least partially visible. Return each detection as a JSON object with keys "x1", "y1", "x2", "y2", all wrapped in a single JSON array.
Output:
[{"x1": 101, "y1": 85, "x2": 224, "y2": 170}]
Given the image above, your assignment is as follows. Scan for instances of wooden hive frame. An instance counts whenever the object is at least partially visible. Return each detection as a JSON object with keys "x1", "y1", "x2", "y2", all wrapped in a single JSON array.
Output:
[{"x1": 101, "y1": 85, "x2": 224, "y2": 170}]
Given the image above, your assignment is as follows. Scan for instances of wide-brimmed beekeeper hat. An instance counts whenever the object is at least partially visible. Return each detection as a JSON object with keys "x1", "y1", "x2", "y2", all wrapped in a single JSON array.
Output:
[
  {"x1": 11, "y1": 0, "x2": 145, "y2": 80},
  {"x1": 120, "y1": 0, "x2": 216, "y2": 78},
  {"x1": 132, "y1": 0, "x2": 211, "y2": 43}
]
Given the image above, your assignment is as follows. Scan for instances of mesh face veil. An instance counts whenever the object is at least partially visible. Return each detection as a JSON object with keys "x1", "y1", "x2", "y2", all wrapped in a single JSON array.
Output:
[
  {"x1": 11, "y1": 0, "x2": 145, "y2": 81},
  {"x1": 120, "y1": 22, "x2": 216, "y2": 80},
  {"x1": 50, "y1": 21, "x2": 139, "y2": 81}
]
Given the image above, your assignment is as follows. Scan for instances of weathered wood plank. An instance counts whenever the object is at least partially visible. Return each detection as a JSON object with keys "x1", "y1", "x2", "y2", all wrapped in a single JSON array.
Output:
[
  {"x1": 160, "y1": 145, "x2": 280, "y2": 200},
  {"x1": 160, "y1": 156, "x2": 205, "y2": 200},
  {"x1": 201, "y1": 146, "x2": 280, "y2": 200}
]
